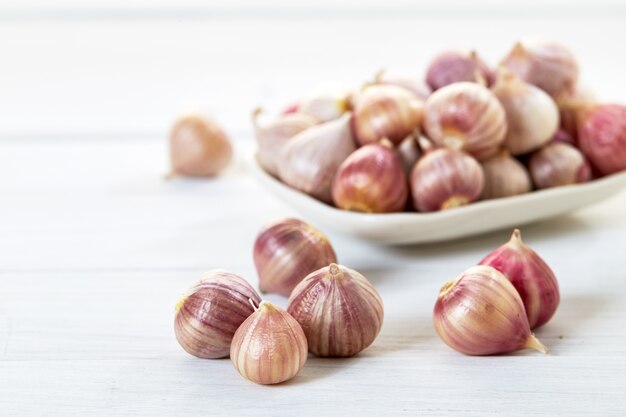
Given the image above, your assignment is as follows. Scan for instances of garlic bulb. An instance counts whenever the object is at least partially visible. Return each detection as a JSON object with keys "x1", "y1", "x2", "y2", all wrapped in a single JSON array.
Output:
[
  {"x1": 174, "y1": 270, "x2": 261, "y2": 359},
  {"x1": 529, "y1": 142, "x2": 592, "y2": 189},
  {"x1": 500, "y1": 38, "x2": 579, "y2": 99},
  {"x1": 287, "y1": 263, "x2": 384, "y2": 357},
  {"x1": 410, "y1": 147, "x2": 484, "y2": 212},
  {"x1": 426, "y1": 50, "x2": 495, "y2": 90},
  {"x1": 397, "y1": 135, "x2": 422, "y2": 175},
  {"x1": 423, "y1": 82, "x2": 507, "y2": 160},
  {"x1": 231, "y1": 300, "x2": 307, "y2": 384},
  {"x1": 299, "y1": 91, "x2": 349, "y2": 123},
  {"x1": 576, "y1": 104, "x2": 626, "y2": 176},
  {"x1": 481, "y1": 151, "x2": 531, "y2": 199},
  {"x1": 480, "y1": 229, "x2": 560, "y2": 328},
  {"x1": 278, "y1": 113, "x2": 357, "y2": 202},
  {"x1": 252, "y1": 108, "x2": 317, "y2": 177},
  {"x1": 352, "y1": 85, "x2": 423, "y2": 146},
  {"x1": 253, "y1": 218, "x2": 337, "y2": 296},
  {"x1": 168, "y1": 113, "x2": 233, "y2": 177},
  {"x1": 492, "y1": 68, "x2": 560, "y2": 155},
  {"x1": 332, "y1": 140, "x2": 408, "y2": 213},
  {"x1": 375, "y1": 69, "x2": 432, "y2": 100},
  {"x1": 433, "y1": 265, "x2": 548, "y2": 355}
]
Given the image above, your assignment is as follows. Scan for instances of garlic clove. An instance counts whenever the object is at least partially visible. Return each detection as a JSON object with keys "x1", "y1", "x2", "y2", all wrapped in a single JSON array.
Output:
[
  {"x1": 252, "y1": 108, "x2": 317, "y2": 177},
  {"x1": 433, "y1": 265, "x2": 548, "y2": 355},
  {"x1": 423, "y1": 82, "x2": 507, "y2": 160},
  {"x1": 410, "y1": 147, "x2": 484, "y2": 212},
  {"x1": 278, "y1": 113, "x2": 357, "y2": 203},
  {"x1": 375, "y1": 69, "x2": 432, "y2": 100},
  {"x1": 500, "y1": 38, "x2": 579, "y2": 99},
  {"x1": 298, "y1": 91, "x2": 350, "y2": 123},
  {"x1": 481, "y1": 151, "x2": 532, "y2": 200},
  {"x1": 287, "y1": 263, "x2": 384, "y2": 357},
  {"x1": 492, "y1": 67, "x2": 560, "y2": 155},
  {"x1": 426, "y1": 50, "x2": 495, "y2": 90},
  {"x1": 479, "y1": 229, "x2": 560, "y2": 329},
  {"x1": 332, "y1": 139, "x2": 408, "y2": 213},
  {"x1": 231, "y1": 300, "x2": 308, "y2": 385},
  {"x1": 352, "y1": 85, "x2": 424, "y2": 147},
  {"x1": 168, "y1": 113, "x2": 233, "y2": 177},
  {"x1": 529, "y1": 142, "x2": 592, "y2": 189},
  {"x1": 174, "y1": 270, "x2": 261, "y2": 359},
  {"x1": 253, "y1": 218, "x2": 337, "y2": 296}
]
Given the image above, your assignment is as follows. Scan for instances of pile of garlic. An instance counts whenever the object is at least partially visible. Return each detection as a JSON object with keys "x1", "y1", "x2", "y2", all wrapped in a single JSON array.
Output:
[{"x1": 254, "y1": 38, "x2": 626, "y2": 213}]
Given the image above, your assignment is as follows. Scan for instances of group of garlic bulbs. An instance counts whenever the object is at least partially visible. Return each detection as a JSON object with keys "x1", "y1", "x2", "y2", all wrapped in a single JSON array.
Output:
[{"x1": 253, "y1": 38, "x2": 626, "y2": 214}]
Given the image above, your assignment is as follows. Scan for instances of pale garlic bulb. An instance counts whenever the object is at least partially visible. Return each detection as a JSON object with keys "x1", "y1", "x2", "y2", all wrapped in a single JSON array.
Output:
[
  {"x1": 481, "y1": 151, "x2": 531, "y2": 200},
  {"x1": 529, "y1": 142, "x2": 592, "y2": 189}
]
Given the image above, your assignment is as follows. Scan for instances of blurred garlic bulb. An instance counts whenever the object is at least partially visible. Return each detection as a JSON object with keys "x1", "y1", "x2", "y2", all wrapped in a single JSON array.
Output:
[
  {"x1": 500, "y1": 38, "x2": 579, "y2": 99},
  {"x1": 423, "y1": 82, "x2": 507, "y2": 160},
  {"x1": 492, "y1": 68, "x2": 559, "y2": 155},
  {"x1": 352, "y1": 85, "x2": 424, "y2": 146},
  {"x1": 397, "y1": 135, "x2": 422, "y2": 175},
  {"x1": 426, "y1": 50, "x2": 495, "y2": 90},
  {"x1": 278, "y1": 113, "x2": 357, "y2": 202},
  {"x1": 481, "y1": 151, "x2": 531, "y2": 199},
  {"x1": 252, "y1": 108, "x2": 317, "y2": 177},
  {"x1": 375, "y1": 69, "x2": 432, "y2": 100},
  {"x1": 529, "y1": 142, "x2": 592, "y2": 189},
  {"x1": 253, "y1": 218, "x2": 337, "y2": 296},
  {"x1": 299, "y1": 91, "x2": 350, "y2": 122},
  {"x1": 169, "y1": 113, "x2": 233, "y2": 177},
  {"x1": 550, "y1": 127, "x2": 576, "y2": 146},
  {"x1": 332, "y1": 139, "x2": 408, "y2": 213}
]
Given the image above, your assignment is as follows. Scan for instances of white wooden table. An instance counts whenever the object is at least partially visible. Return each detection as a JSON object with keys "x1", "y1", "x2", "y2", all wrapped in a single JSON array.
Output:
[{"x1": 2, "y1": 2, "x2": 626, "y2": 416}]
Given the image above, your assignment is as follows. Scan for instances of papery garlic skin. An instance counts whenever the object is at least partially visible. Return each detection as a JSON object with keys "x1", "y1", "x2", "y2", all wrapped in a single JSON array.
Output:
[
  {"x1": 332, "y1": 140, "x2": 408, "y2": 213},
  {"x1": 481, "y1": 152, "x2": 531, "y2": 199},
  {"x1": 287, "y1": 263, "x2": 384, "y2": 357},
  {"x1": 253, "y1": 218, "x2": 337, "y2": 296},
  {"x1": 352, "y1": 85, "x2": 424, "y2": 146},
  {"x1": 299, "y1": 91, "x2": 349, "y2": 123},
  {"x1": 174, "y1": 270, "x2": 261, "y2": 359},
  {"x1": 423, "y1": 82, "x2": 507, "y2": 160},
  {"x1": 253, "y1": 108, "x2": 317, "y2": 177},
  {"x1": 411, "y1": 148, "x2": 484, "y2": 212},
  {"x1": 480, "y1": 229, "x2": 559, "y2": 329},
  {"x1": 529, "y1": 142, "x2": 592, "y2": 189},
  {"x1": 576, "y1": 104, "x2": 626, "y2": 176},
  {"x1": 426, "y1": 50, "x2": 495, "y2": 90},
  {"x1": 375, "y1": 70, "x2": 432, "y2": 100},
  {"x1": 433, "y1": 265, "x2": 548, "y2": 355},
  {"x1": 169, "y1": 113, "x2": 233, "y2": 177},
  {"x1": 500, "y1": 38, "x2": 578, "y2": 99},
  {"x1": 278, "y1": 113, "x2": 357, "y2": 202},
  {"x1": 231, "y1": 300, "x2": 307, "y2": 385},
  {"x1": 492, "y1": 69, "x2": 560, "y2": 155}
]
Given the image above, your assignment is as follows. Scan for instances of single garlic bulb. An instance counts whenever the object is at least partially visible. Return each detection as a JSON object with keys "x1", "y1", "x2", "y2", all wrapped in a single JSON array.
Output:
[
  {"x1": 423, "y1": 82, "x2": 507, "y2": 160},
  {"x1": 500, "y1": 38, "x2": 579, "y2": 99},
  {"x1": 299, "y1": 91, "x2": 350, "y2": 123},
  {"x1": 480, "y1": 229, "x2": 560, "y2": 328},
  {"x1": 481, "y1": 151, "x2": 531, "y2": 200},
  {"x1": 174, "y1": 270, "x2": 261, "y2": 359},
  {"x1": 375, "y1": 69, "x2": 432, "y2": 100},
  {"x1": 529, "y1": 142, "x2": 592, "y2": 189},
  {"x1": 253, "y1": 218, "x2": 337, "y2": 296},
  {"x1": 410, "y1": 147, "x2": 484, "y2": 212},
  {"x1": 252, "y1": 108, "x2": 317, "y2": 177},
  {"x1": 231, "y1": 300, "x2": 307, "y2": 384},
  {"x1": 278, "y1": 113, "x2": 357, "y2": 202},
  {"x1": 168, "y1": 113, "x2": 233, "y2": 177},
  {"x1": 492, "y1": 68, "x2": 560, "y2": 155},
  {"x1": 352, "y1": 85, "x2": 423, "y2": 146},
  {"x1": 332, "y1": 140, "x2": 408, "y2": 213},
  {"x1": 433, "y1": 265, "x2": 548, "y2": 355},
  {"x1": 576, "y1": 104, "x2": 626, "y2": 176},
  {"x1": 287, "y1": 263, "x2": 384, "y2": 357},
  {"x1": 426, "y1": 50, "x2": 495, "y2": 90}
]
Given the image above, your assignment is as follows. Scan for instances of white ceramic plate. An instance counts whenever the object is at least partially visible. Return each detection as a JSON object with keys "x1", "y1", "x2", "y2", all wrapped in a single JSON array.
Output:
[{"x1": 246, "y1": 151, "x2": 626, "y2": 244}]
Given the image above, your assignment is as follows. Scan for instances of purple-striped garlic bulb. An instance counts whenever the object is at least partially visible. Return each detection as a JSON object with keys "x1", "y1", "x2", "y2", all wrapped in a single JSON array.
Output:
[
  {"x1": 423, "y1": 82, "x2": 507, "y2": 160},
  {"x1": 576, "y1": 104, "x2": 626, "y2": 176},
  {"x1": 332, "y1": 139, "x2": 408, "y2": 213},
  {"x1": 253, "y1": 218, "x2": 337, "y2": 297},
  {"x1": 426, "y1": 50, "x2": 495, "y2": 90},
  {"x1": 352, "y1": 84, "x2": 424, "y2": 146},
  {"x1": 231, "y1": 300, "x2": 307, "y2": 384},
  {"x1": 375, "y1": 69, "x2": 432, "y2": 100},
  {"x1": 287, "y1": 263, "x2": 384, "y2": 357},
  {"x1": 529, "y1": 142, "x2": 592, "y2": 189},
  {"x1": 433, "y1": 265, "x2": 548, "y2": 355},
  {"x1": 480, "y1": 229, "x2": 560, "y2": 329},
  {"x1": 481, "y1": 151, "x2": 531, "y2": 200},
  {"x1": 174, "y1": 270, "x2": 261, "y2": 359}
]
